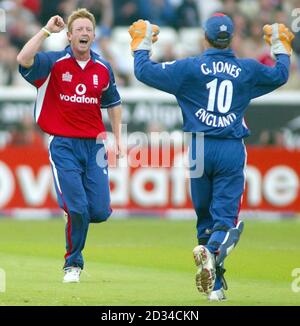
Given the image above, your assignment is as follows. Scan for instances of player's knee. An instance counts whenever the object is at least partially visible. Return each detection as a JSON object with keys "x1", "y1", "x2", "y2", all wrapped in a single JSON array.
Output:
[
  {"x1": 90, "y1": 207, "x2": 112, "y2": 223},
  {"x1": 213, "y1": 215, "x2": 237, "y2": 230},
  {"x1": 194, "y1": 205, "x2": 209, "y2": 217},
  {"x1": 68, "y1": 209, "x2": 89, "y2": 227},
  {"x1": 198, "y1": 237, "x2": 209, "y2": 245}
]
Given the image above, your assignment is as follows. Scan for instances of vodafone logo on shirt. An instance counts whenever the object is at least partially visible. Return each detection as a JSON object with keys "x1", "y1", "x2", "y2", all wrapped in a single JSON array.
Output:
[
  {"x1": 75, "y1": 84, "x2": 87, "y2": 95},
  {"x1": 59, "y1": 83, "x2": 98, "y2": 104}
]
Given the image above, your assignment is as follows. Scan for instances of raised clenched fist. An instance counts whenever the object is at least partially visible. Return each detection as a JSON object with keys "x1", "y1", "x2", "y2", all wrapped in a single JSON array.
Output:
[{"x1": 45, "y1": 15, "x2": 65, "y2": 34}]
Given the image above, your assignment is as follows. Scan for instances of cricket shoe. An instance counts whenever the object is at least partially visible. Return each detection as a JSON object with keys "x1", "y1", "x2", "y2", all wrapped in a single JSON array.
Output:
[
  {"x1": 216, "y1": 220, "x2": 244, "y2": 266},
  {"x1": 193, "y1": 245, "x2": 216, "y2": 294},
  {"x1": 208, "y1": 288, "x2": 226, "y2": 301},
  {"x1": 63, "y1": 266, "x2": 81, "y2": 283}
]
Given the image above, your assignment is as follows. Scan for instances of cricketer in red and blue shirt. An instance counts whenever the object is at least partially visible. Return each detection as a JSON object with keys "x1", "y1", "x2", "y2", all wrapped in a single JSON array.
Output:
[{"x1": 18, "y1": 10, "x2": 123, "y2": 283}]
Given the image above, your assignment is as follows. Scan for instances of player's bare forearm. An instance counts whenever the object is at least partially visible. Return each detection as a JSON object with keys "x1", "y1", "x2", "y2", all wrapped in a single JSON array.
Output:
[
  {"x1": 108, "y1": 105, "x2": 122, "y2": 140},
  {"x1": 17, "y1": 31, "x2": 51, "y2": 68},
  {"x1": 107, "y1": 105, "x2": 124, "y2": 158},
  {"x1": 17, "y1": 15, "x2": 65, "y2": 68}
]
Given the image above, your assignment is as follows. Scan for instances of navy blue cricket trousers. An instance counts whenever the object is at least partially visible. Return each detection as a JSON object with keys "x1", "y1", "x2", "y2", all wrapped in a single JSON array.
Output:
[
  {"x1": 189, "y1": 136, "x2": 246, "y2": 253},
  {"x1": 48, "y1": 136, "x2": 112, "y2": 269}
]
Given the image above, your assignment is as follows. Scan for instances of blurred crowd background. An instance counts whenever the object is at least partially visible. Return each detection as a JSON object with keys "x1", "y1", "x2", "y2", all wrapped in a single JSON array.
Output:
[
  {"x1": 0, "y1": 0, "x2": 300, "y2": 150},
  {"x1": 1, "y1": 0, "x2": 300, "y2": 88},
  {"x1": 0, "y1": 0, "x2": 299, "y2": 218}
]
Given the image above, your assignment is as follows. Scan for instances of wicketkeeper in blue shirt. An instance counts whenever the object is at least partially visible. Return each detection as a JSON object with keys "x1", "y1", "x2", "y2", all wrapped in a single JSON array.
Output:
[{"x1": 128, "y1": 14, "x2": 294, "y2": 301}]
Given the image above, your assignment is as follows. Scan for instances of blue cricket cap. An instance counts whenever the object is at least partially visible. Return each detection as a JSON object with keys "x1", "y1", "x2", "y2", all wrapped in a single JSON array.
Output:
[{"x1": 204, "y1": 13, "x2": 234, "y2": 45}]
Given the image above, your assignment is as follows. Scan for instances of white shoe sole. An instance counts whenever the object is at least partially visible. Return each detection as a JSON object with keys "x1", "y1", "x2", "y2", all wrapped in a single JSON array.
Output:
[
  {"x1": 208, "y1": 289, "x2": 226, "y2": 301},
  {"x1": 63, "y1": 267, "x2": 81, "y2": 283},
  {"x1": 193, "y1": 245, "x2": 216, "y2": 294},
  {"x1": 63, "y1": 279, "x2": 80, "y2": 283}
]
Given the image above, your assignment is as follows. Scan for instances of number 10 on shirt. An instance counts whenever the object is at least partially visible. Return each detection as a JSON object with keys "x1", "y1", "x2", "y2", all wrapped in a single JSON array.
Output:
[{"x1": 206, "y1": 79, "x2": 233, "y2": 113}]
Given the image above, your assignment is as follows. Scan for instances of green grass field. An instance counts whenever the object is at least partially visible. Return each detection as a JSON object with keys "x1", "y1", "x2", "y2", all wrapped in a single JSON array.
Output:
[{"x1": 0, "y1": 217, "x2": 299, "y2": 306}]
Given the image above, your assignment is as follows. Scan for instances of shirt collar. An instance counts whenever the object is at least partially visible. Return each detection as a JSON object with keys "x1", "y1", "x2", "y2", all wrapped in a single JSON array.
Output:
[
  {"x1": 203, "y1": 48, "x2": 235, "y2": 57},
  {"x1": 65, "y1": 45, "x2": 99, "y2": 62}
]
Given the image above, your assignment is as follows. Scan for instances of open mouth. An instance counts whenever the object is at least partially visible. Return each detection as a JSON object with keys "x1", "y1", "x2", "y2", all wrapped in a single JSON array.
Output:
[{"x1": 79, "y1": 39, "x2": 89, "y2": 45}]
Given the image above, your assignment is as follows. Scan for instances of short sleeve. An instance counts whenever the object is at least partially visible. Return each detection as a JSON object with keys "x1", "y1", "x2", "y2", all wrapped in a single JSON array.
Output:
[
  {"x1": 19, "y1": 52, "x2": 53, "y2": 87},
  {"x1": 101, "y1": 64, "x2": 121, "y2": 109}
]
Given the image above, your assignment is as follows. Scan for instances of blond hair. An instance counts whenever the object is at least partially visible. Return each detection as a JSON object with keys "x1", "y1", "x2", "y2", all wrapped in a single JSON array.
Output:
[{"x1": 67, "y1": 8, "x2": 96, "y2": 32}]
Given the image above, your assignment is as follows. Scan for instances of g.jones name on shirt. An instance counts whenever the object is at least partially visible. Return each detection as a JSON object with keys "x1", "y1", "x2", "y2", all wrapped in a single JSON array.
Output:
[{"x1": 201, "y1": 61, "x2": 241, "y2": 78}]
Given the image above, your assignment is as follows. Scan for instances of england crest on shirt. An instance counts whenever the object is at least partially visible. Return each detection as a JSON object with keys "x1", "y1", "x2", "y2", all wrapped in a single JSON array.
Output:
[
  {"x1": 62, "y1": 72, "x2": 73, "y2": 82},
  {"x1": 93, "y1": 74, "x2": 99, "y2": 87}
]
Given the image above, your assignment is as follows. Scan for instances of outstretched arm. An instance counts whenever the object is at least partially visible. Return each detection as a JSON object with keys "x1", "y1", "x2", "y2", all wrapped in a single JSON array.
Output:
[
  {"x1": 134, "y1": 50, "x2": 189, "y2": 95},
  {"x1": 17, "y1": 15, "x2": 65, "y2": 68},
  {"x1": 249, "y1": 55, "x2": 290, "y2": 99},
  {"x1": 250, "y1": 23, "x2": 294, "y2": 99},
  {"x1": 129, "y1": 19, "x2": 188, "y2": 95}
]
